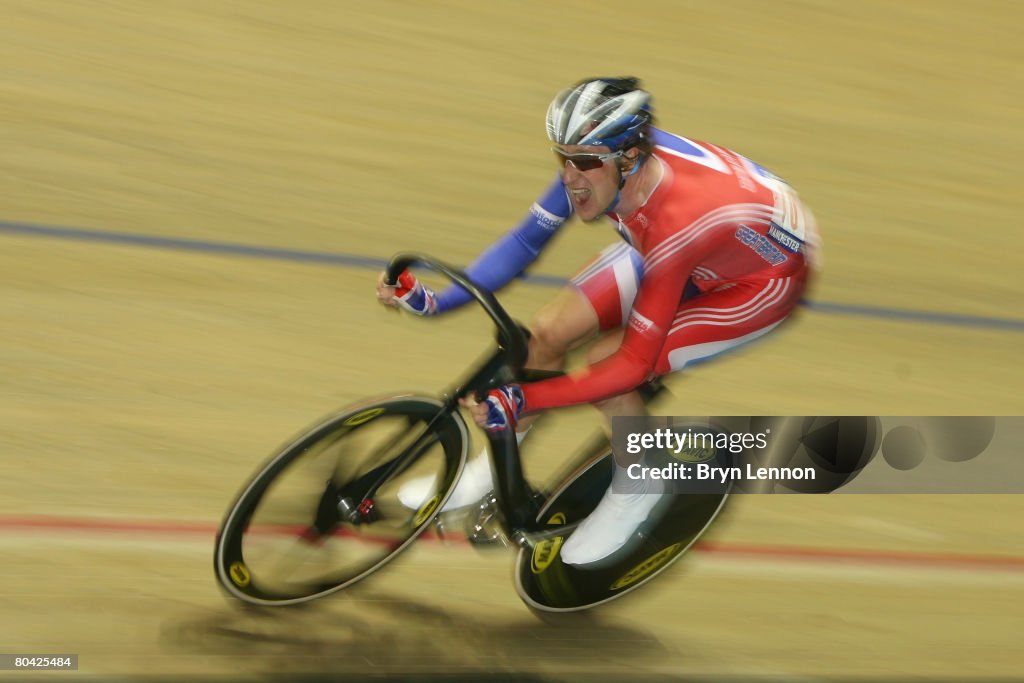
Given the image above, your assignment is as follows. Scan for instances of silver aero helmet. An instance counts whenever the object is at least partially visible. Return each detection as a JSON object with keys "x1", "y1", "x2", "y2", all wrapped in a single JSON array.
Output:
[{"x1": 546, "y1": 77, "x2": 653, "y2": 151}]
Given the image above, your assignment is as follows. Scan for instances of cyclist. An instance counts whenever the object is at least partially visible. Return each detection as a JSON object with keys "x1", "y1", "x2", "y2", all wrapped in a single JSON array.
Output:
[{"x1": 377, "y1": 77, "x2": 819, "y2": 567}]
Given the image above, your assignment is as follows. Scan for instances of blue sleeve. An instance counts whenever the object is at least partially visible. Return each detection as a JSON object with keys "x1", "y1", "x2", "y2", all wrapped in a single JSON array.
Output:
[{"x1": 434, "y1": 176, "x2": 572, "y2": 312}]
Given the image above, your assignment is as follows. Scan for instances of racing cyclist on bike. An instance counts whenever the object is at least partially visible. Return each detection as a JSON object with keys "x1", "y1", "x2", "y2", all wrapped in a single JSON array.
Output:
[{"x1": 377, "y1": 77, "x2": 819, "y2": 567}]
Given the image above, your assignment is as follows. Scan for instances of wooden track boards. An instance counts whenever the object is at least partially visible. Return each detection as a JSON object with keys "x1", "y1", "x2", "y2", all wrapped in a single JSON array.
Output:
[{"x1": 2, "y1": 1, "x2": 1022, "y2": 679}]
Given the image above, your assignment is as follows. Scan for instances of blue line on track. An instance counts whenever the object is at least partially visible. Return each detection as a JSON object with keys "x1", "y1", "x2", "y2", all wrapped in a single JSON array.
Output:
[
  {"x1": 3, "y1": 219, "x2": 1022, "y2": 333},
  {"x1": 802, "y1": 300, "x2": 1024, "y2": 332}
]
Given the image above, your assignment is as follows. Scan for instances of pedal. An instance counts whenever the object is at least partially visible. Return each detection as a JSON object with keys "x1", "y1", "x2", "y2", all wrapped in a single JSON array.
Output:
[
  {"x1": 464, "y1": 493, "x2": 509, "y2": 548},
  {"x1": 511, "y1": 520, "x2": 581, "y2": 550},
  {"x1": 431, "y1": 514, "x2": 451, "y2": 540}
]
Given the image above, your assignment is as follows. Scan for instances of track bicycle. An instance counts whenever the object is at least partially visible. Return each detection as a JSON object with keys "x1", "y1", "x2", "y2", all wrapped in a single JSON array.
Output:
[{"x1": 213, "y1": 253, "x2": 729, "y2": 613}]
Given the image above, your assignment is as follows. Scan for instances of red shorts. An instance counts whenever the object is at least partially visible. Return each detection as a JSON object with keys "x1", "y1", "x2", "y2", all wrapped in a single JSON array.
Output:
[{"x1": 571, "y1": 242, "x2": 806, "y2": 375}]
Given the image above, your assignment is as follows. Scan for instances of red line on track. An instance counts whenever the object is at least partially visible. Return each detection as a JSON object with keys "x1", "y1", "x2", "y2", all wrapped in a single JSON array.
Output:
[
  {"x1": 690, "y1": 540, "x2": 1024, "y2": 571},
  {"x1": 1, "y1": 515, "x2": 1020, "y2": 571},
  {"x1": 0, "y1": 515, "x2": 216, "y2": 535}
]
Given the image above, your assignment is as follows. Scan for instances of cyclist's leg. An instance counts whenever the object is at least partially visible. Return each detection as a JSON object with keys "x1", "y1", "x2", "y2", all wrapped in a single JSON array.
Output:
[
  {"x1": 581, "y1": 273, "x2": 810, "y2": 420},
  {"x1": 652, "y1": 274, "x2": 807, "y2": 376},
  {"x1": 522, "y1": 288, "x2": 597, "y2": 374},
  {"x1": 562, "y1": 274, "x2": 808, "y2": 567},
  {"x1": 581, "y1": 275, "x2": 810, "y2": 442},
  {"x1": 518, "y1": 242, "x2": 643, "y2": 431}
]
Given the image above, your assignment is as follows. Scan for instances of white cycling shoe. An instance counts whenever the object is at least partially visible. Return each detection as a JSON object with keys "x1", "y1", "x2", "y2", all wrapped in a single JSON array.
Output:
[
  {"x1": 560, "y1": 481, "x2": 668, "y2": 568},
  {"x1": 398, "y1": 429, "x2": 530, "y2": 512},
  {"x1": 397, "y1": 452, "x2": 495, "y2": 512}
]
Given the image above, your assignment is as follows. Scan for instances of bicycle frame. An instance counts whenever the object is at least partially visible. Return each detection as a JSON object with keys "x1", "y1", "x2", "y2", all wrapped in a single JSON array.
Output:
[
  {"x1": 214, "y1": 251, "x2": 694, "y2": 610},
  {"x1": 381, "y1": 253, "x2": 570, "y2": 542}
]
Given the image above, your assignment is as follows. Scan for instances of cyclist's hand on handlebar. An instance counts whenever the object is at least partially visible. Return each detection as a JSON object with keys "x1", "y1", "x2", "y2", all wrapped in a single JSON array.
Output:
[
  {"x1": 469, "y1": 385, "x2": 525, "y2": 434},
  {"x1": 376, "y1": 270, "x2": 438, "y2": 316}
]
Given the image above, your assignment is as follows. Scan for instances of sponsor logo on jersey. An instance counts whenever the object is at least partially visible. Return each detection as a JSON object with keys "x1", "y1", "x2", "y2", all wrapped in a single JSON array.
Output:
[
  {"x1": 735, "y1": 225, "x2": 787, "y2": 266},
  {"x1": 767, "y1": 222, "x2": 803, "y2": 253},
  {"x1": 530, "y1": 203, "x2": 565, "y2": 231},
  {"x1": 628, "y1": 310, "x2": 657, "y2": 336}
]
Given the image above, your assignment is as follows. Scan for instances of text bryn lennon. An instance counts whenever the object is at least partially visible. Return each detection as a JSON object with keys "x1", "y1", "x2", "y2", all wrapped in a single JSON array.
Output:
[{"x1": 627, "y1": 463, "x2": 817, "y2": 483}]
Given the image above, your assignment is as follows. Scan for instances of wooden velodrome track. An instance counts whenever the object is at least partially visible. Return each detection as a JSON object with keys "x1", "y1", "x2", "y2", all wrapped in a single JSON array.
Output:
[{"x1": 2, "y1": 1, "x2": 1022, "y2": 680}]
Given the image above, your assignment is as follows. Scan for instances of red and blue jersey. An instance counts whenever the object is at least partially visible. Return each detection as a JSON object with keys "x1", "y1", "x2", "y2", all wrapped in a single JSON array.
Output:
[{"x1": 435, "y1": 128, "x2": 818, "y2": 411}]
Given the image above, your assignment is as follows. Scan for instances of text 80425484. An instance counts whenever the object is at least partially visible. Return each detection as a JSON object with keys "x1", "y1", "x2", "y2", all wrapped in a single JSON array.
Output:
[{"x1": 0, "y1": 655, "x2": 78, "y2": 670}]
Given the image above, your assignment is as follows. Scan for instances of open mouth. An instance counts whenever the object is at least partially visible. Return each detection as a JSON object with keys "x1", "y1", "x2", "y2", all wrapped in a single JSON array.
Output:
[{"x1": 570, "y1": 188, "x2": 591, "y2": 207}]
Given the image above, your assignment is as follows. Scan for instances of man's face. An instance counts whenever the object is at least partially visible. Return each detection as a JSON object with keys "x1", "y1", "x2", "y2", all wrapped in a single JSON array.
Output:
[{"x1": 553, "y1": 144, "x2": 623, "y2": 222}]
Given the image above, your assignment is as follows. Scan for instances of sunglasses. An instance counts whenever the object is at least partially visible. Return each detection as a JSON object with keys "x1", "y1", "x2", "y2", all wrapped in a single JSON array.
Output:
[{"x1": 552, "y1": 147, "x2": 624, "y2": 171}]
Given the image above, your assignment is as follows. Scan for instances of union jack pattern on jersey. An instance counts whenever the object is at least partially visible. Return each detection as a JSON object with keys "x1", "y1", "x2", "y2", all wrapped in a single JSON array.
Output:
[
  {"x1": 521, "y1": 129, "x2": 819, "y2": 412},
  {"x1": 429, "y1": 127, "x2": 819, "y2": 413}
]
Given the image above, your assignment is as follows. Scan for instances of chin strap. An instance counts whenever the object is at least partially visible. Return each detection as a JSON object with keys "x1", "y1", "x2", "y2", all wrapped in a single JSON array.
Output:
[{"x1": 602, "y1": 154, "x2": 646, "y2": 215}]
